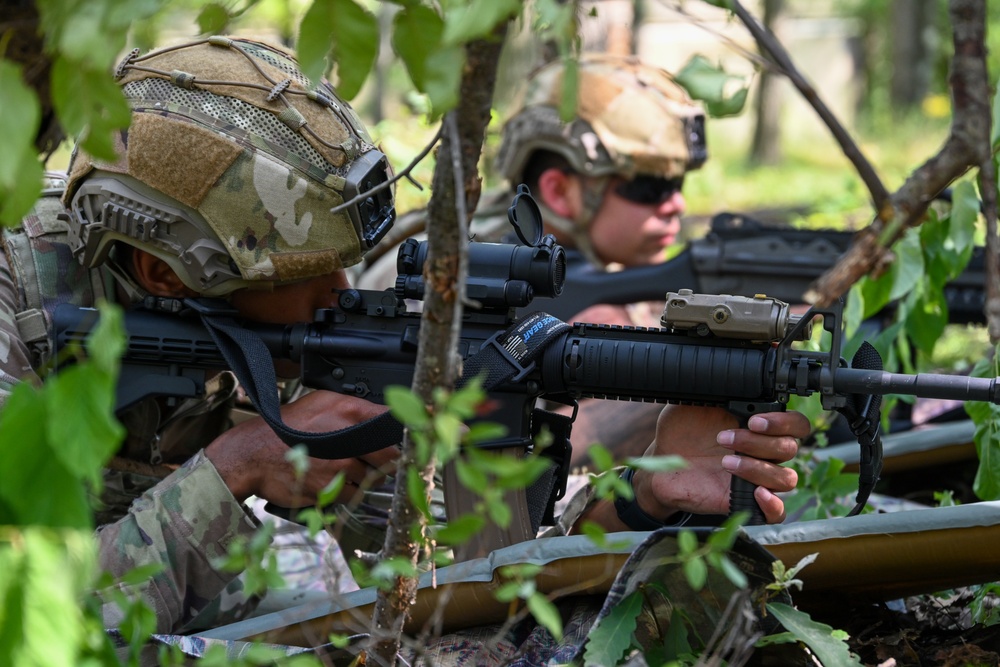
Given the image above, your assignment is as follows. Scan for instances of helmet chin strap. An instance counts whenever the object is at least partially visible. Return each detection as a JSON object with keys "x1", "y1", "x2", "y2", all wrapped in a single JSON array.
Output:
[
  {"x1": 535, "y1": 174, "x2": 612, "y2": 269},
  {"x1": 103, "y1": 254, "x2": 151, "y2": 306}
]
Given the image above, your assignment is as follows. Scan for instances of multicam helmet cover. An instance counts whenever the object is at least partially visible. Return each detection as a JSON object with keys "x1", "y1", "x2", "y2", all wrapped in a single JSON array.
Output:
[
  {"x1": 496, "y1": 54, "x2": 707, "y2": 184},
  {"x1": 65, "y1": 36, "x2": 395, "y2": 297}
]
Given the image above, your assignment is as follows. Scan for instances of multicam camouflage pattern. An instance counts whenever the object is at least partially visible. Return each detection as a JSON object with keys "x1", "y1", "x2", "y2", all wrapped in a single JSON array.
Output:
[
  {"x1": 98, "y1": 450, "x2": 261, "y2": 634},
  {"x1": 495, "y1": 54, "x2": 707, "y2": 183},
  {"x1": 0, "y1": 173, "x2": 102, "y2": 398},
  {"x1": 1, "y1": 181, "x2": 259, "y2": 632},
  {"x1": 65, "y1": 36, "x2": 390, "y2": 297}
]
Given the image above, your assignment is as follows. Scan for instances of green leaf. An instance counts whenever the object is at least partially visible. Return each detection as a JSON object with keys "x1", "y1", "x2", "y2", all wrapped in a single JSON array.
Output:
[
  {"x1": 297, "y1": 0, "x2": 379, "y2": 100},
  {"x1": 316, "y1": 473, "x2": 347, "y2": 508},
  {"x1": 626, "y1": 455, "x2": 687, "y2": 473},
  {"x1": 887, "y1": 231, "x2": 924, "y2": 301},
  {"x1": 444, "y1": 379, "x2": 486, "y2": 419},
  {"x1": 455, "y1": 457, "x2": 488, "y2": 491},
  {"x1": 0, "y1": 528, "x2": 100, "y2": 667},
  {"x1": 0, "y1": 384, "x2": 91, "y2": 527},
  {"x1": 442, "y1": 0, "x2": 521, "y2": 46},
  {"x1": 766, "y1": 602, "x2": 863, "y2": 667},
  {"x1": 406, "y1": 467, "x2": 431, "y2": 517},
  {"x1": 677, "y1": 529, "x2": 697, "y2": 555},
  {"x1": 486, "y1": 495, "x2": 512, "y2": 527},
  {"x1": 674, "y1": 55, "x2": 749, "y2": 118},
  {"x1": 385, "y1": 385, "x2": 431, "y2": 428},
  {"x1": 583, "y1": 590, "x2": 643, "y2": 667},
  {"x1": 858, "y1": 272, "x2": 893, "y2": 320},
  {"x1": 464, "y1": 421, "x2": 509, "y2": 445},
  {"x1": 716, "y1": 554, "x2": 748, "y2": 589},
  {"x1": 420, "y1": 46, "x2": 465, "y2": 117},
  {"x1": 434, "y1": 412, "x2": 463, "y2": 461},
  {"x1": 494, "y1": 580, "x2": 523, "y2": 603},
  {"x1": 527, "y1": 592, "x2": 563, "y2": 640},
  {"x1": 51, "y1": 57, "x2": 131, "y2": 162},
  {"x1": 197, "y1": 3, "x2": 231, "y2": 34},
  {"x1": 969, "y1": 349, "x2": 1000, "y2": 500},
  {"x1": 947, "y1": 180, "x2": 979, "y2": 258},
  {"x1": 587, "y1": 444, "x2": 615, "y2": 472},
  {"x1": 903, "y1": 287, "x2": 947, "y2": 356},
  {"x1": 992, "y1": 81, "x2": 1000, "y2": 148},
  {"x1": 434, "y1": 513, "x2": 485, "y2": 545},
  {"x1": 682, "y1": 556, "x2": 708, "y2": 591},
  {"x1": 661, "y1": 607, "x2": 695, "y2": 662},
  {"x1": 558, "y1": 56, "x2": 579, "y2": 122},
  {"x1": 0, "y1": 60, "x2": 43, "y2": 227},
  {"x1": 392, "y1": 5, "x2": 445, "y2": 91}
]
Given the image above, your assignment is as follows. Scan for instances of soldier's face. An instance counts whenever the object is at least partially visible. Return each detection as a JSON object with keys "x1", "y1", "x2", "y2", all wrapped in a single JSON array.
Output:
[
  {"x1": 228, "y1": 270, "x2": 352, "y2": 378},
  {"x1": 228, "y1": 270, "x2": 352, "y2": 324},
  {"x1": 588, "y1": 175, "x2": 685, "y2": 267}
]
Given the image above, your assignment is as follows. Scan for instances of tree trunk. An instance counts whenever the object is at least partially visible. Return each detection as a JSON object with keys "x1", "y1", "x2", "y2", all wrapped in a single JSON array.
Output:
[
  {"x1": 890, "y1": 0, "x2": 934, "y2": 111},
  {"x1": 367, "y1": 27, "x2": 509, "y2": 666},
  {"x1": 749, "y1": 0, "x2": 785, "y2": 166}
]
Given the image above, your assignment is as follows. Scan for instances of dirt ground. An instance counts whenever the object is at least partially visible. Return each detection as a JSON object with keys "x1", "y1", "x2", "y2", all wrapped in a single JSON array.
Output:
[{"x1": 803, "y1": 587, "x2": 1000, "y2": 666}]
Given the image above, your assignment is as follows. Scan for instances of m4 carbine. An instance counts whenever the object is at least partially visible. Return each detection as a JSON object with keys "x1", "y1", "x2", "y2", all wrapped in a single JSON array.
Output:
[
  {"x1": 542, "y1": 212, "x2": 987, "y2": 325},
  {"x1": 53, "y1": 238, "x2": 1000, "y2": 544}
]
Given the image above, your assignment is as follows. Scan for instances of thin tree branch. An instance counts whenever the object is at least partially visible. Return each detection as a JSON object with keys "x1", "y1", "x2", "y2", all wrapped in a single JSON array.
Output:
[
  {"x1": 805, "y1": 0, "x2": 990, "y2": 306},
  {"x1": 728, "y1": 0, "x2": 891, "y2": 211},
  {"x1": 329, "y1": 125, "x2": 442, "y2": 216}
]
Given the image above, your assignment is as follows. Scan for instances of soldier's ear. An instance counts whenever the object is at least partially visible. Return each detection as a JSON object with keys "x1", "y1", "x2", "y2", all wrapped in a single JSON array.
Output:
[
  {"x1": 536, "y1": 167, "x2": 582, "y2": 219},
  {"x1": 130, "y1": 249, "x2": 197, "y2": 297}
]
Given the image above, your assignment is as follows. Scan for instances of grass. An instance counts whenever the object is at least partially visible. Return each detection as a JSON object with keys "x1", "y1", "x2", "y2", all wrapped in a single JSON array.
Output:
[{"x1": 682, "y1": 111, "x2": 956, "y2": 230}]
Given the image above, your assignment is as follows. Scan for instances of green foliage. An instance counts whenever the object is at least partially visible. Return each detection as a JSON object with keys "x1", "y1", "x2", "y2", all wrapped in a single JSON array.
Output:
[
  {"x1": 297, "y1": 0, "x2": 379, "y2": 101},
  {"x1": 38, "y1": 0, "x2": 160, "y2": 160},
  {"x1": 214, "y1": 522, "x2": 284, "y2": 598},
  {"x1": 0, "y1": 528, "x2": 114, "y2": 667},
  {"x1": 356, "y1": 556, "x2": 420, "y2": 591},
  {"x1": 495, "y1": 563, "x2": 563, "y2": 640},
  {"x1": 782, "y1": 456, "x2": 861, "y2": 521},
  {"x1": 765, "y1": 553, "x2": 818, "y2": 597},
  {"x1": 674, "y1": 55, "x2": 749, "y2": 118},
  {"x1": 762, "y1": 602, "x2": 863, "y2": 666},
  {"x1": 0, "y1": 61, "x2": 43, "y2": 227},
  {"x1": 0, "y1": 302, "x2": 125, "y2": 527},
  {"x1": 970, "y1": 583, "x2": 1000, "y2": 627},
  {"x1": 967, "y1": 347, "x2": 1000, "y2": 500},
  {"x1": 297, "y1": 0, "x2": 523, "y2": 117},
  {"x1": 583, "y1": 516, "x2": 750, "y2": 665},
  {"x1": 582, "y1": 589, "x2": 643, "y2": 667}
]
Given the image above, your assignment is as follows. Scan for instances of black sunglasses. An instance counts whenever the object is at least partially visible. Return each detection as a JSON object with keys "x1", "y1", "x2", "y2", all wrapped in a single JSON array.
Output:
[{"x1": 613, "y1": 175, "x2": 685, "y2": 205}]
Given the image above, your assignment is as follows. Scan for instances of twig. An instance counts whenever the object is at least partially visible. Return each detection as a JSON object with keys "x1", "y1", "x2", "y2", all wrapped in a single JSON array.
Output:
[
  {"x1": 651, "y1": 0, "x2": 779, "y2": 75},
  {"x1": 329, "y1": 125, "x2": 443, "y2": 216},
  {"x1": 728, "y1": 0, "x2": 891, "y2": 211},
  {"x1": 805, "y1": 0, "x2": 991, "y2": 306}
]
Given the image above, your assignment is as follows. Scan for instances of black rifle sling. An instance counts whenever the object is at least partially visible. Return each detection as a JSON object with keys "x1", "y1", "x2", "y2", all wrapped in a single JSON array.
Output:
[
  {"x1": 837, "y1": 340, "x2": 885, "y2": 516},
  {"x1": 199, "y1": 313, "x2": 402, "y2": 457},
  {"x1": 198, "y1": 311, "x2": 570, "y2": 462}
]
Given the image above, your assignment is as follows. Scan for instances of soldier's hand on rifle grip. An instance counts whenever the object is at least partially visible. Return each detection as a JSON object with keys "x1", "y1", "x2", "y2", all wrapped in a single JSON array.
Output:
[{"x1": 719, "y1": 412, "x2": 806, "y2": 524}]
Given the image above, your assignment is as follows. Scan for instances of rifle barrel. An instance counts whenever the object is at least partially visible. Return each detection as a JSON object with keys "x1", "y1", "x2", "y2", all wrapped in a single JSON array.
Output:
[{"x1": 833, "y1": 367, "x2": 1000, "y2": 404}]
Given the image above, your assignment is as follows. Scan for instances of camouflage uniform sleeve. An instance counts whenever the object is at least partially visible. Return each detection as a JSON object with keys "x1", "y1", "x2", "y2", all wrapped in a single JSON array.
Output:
[
  {"x1": 0, "y1": 237, "x2": 41, "y2": 405},
  {"x1": 96, "y1": 449, "x2": 261, "y2": 633}
]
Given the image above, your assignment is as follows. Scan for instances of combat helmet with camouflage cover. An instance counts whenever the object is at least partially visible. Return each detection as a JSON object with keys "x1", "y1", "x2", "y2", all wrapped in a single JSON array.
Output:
[
  {"x1": 64, "y1": 36, "x2": 395, "y2": 298},
  {"x1": 494, "y1": 54, "x2": 706, "y2": 265}
]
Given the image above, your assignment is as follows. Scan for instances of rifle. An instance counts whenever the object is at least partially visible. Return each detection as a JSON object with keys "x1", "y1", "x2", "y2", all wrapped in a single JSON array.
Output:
[
  {"x1": 52, "y1": 208, "x2": 1000, "y2": 549},
  {"x1": 540, "y1": 212, "x2": 987, "y2": 325}
]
